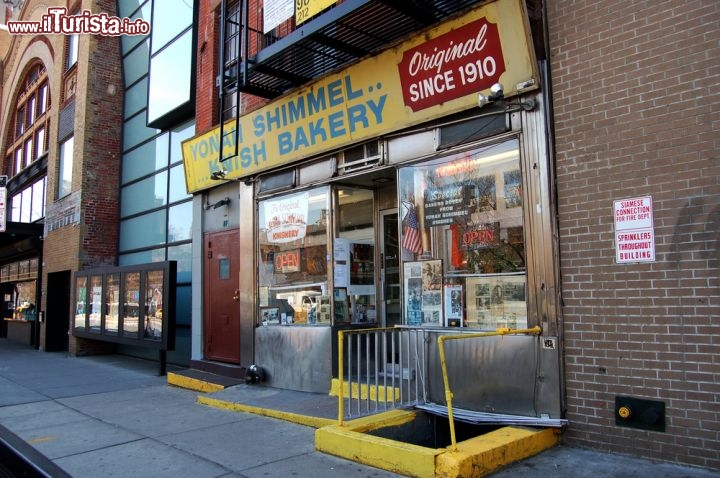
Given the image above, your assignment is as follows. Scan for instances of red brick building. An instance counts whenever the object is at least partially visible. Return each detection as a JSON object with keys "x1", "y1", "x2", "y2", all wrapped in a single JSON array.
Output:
[{"x1": 549, "y1": 0, "x2": 719, "y2": 468}]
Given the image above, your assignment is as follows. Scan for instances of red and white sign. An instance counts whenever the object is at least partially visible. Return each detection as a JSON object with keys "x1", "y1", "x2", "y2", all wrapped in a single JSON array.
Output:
[
  {"x1": 397, "y1": 17, "x2": 506, "y2": 112},
  {"x1": 264, "y1": 192, "x2": 309, "y2": 244},
  {"x1": 614, "y1": 196, "x2": 655, "y2": 263}
]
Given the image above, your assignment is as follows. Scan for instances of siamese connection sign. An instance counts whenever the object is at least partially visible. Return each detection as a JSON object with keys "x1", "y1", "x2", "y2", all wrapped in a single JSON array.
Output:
[{"x1": 614, "y1": 196, "x2": 655, "y2": 263}]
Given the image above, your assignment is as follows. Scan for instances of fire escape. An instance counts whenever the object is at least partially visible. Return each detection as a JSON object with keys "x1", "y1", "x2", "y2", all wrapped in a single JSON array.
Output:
[{"x1": 217, "y1": 0, "x2": 544, "y2": 163}]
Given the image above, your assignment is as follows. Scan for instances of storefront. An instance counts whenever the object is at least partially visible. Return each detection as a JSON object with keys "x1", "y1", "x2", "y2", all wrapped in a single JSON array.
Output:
[
  {"x1": 184, "y1": 0, "x2": 560, "y2": 409},
  {"x1": 0, "y1": 223, "x2": 43, "y2": 346}
]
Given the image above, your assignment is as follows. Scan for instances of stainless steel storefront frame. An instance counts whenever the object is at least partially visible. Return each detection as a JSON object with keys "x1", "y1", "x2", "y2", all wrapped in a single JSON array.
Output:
[{"x1": 220, "y1": 96, "x2": 563, "y2": 420}]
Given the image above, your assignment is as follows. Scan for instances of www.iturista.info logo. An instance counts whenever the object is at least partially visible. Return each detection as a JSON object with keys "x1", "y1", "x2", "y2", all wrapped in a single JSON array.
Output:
[{"x1": 1, "y1": 7, "x2": 150, "y2": 36}]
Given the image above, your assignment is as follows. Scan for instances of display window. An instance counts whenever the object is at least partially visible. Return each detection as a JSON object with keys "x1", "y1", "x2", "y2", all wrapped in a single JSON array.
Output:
[
  {"x1": 11, "y1": 281, "x2": 37, "y2": 321},
  {"x1": 72, "y1": 262, "x2": 176, "y2": 350},
  {"x1": 258, "y1": 187, "x2": 330, "y2": 325},
  {"x1": 104, "y1": 273, "x2": 120, "y2": 335},
  {"x1": 88, "y1": 275, "x2": 102, "y2": 332},
  {"x1": 398, "y1": 139, "x2": 527, "y2": 329},
  {"x1": 74, "y1": 276, "x2": 87, "y2": 331}
]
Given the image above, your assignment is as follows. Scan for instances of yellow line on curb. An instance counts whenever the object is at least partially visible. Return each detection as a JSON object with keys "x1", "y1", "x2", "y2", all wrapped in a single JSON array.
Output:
[
  {"x1": 198, "y1": 395, "x2": 336, "y2": 429},
  {"x1": 316, "y1": 409, "x2": 560, "y2": 478},
  {"x1": 167, "y1": 372, "x2": 225, "y2": 393}
]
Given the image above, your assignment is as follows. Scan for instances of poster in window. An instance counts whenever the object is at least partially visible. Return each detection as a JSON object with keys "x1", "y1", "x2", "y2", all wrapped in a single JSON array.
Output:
[
  {"x1": 423, "y1": 183, "x2": 473, "y2": 227},
  {"x1": 259, "y1": 307, "x2": 279, "y2": 326},
  {"x1": 318, "y1": 295, "x2": 331, "y2": 323},
  {"x1": 504, "y1": 169, "x2": 522, "y2": 208},
  {"x1": 144, "y1": 269, "x2": 163, "y2": 341},
  {"x1": 333, "y1": 288, "x2": 348, "y2": 324},
  {"x1": 465, "y1": 274, "x2": 527, "y2": 330},
  {"x1": 444, "y1": 284, "x2": 463, "y2": 327},
  {"x1": 403, "y1": 262, "x2": 423, "y2": 326},
  {"x1": 404, "y1": 260, "x2": 443, "y2": 326},
  {"x1": 471, "y1": 175, "x2": 496, "y2": 212},
  {"x1": 264, "y1": 192, "x2": 309, "y2": 244}
]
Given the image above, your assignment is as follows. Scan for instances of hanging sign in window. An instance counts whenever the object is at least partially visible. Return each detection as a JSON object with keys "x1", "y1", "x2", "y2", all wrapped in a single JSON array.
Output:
[
  {"x1": 423, "y1": 183, "x2": 473, "y2": 227},
  {"x1": 273, "y1": 249, "x2": 301, "y2": 273},
  {"x1": 614, "y1": 195, "x2": 655, "y2": 263},
  {"x1": 264, "y1": 192, "x2": 309, "y2": 243}
]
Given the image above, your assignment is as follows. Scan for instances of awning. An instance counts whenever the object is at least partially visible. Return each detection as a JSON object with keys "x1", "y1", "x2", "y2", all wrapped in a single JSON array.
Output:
[{"x1": 0, "y1": 222, "x2": 44, "y2": 264}]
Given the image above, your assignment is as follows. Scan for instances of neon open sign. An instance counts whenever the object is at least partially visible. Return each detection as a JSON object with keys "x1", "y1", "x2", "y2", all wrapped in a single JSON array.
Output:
[{"x1": 274, "y1": 249, "x2": 301, "y2": 273}]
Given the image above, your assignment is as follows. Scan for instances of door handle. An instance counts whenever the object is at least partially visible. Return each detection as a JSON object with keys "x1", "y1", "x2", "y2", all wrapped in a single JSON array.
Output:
[{"x1": 233, "y1": 290, "x2": 240, "y2": 301}]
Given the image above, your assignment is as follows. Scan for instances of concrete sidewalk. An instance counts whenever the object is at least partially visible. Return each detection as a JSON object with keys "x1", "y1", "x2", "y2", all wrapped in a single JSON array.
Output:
[{"x1": 0, "y1": 339, "x2": 718, "y2": 478}]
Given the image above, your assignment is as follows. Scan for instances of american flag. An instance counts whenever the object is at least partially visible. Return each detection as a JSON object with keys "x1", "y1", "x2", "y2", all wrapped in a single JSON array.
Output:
[{"x1": 402, "y1": 204, "x2": 423, "y2": 254}]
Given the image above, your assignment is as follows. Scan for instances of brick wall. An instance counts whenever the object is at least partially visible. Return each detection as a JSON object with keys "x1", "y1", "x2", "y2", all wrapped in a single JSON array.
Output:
[
  {"x1": 77, "y1": 0, "x2": 121, "y2": 269},
  {"x1": 39, "y1": 0, "x2": 122, "y2": 354},
  {"x1": 195, "y1": 0, "x2": 220, "y2": 134},
  {"x1": 195, "y1": 0, "x2": 270, "y2": 136},
  {"x1": 549, "y1": 0, "x2": 719, "y2": 469}
]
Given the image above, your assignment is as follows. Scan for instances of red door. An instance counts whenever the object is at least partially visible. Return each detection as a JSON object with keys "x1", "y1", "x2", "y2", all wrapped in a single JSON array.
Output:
[{"x1": 203, "y1": 229, "x2": 240, "y2": 363}]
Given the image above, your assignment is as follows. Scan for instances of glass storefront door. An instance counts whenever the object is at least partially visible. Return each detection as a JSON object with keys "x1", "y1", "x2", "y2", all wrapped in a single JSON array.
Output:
[
  {"x1": 335, "y1": 187, "x2": 376, "y2": 325},
  {"x1": 380, "y1": 210, "x2": 401, "y2": 326}
]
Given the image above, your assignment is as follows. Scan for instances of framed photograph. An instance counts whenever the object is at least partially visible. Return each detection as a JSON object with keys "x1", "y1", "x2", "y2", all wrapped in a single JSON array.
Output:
[
  {"x1": 465, "y1": 274, "x2": 527, "y2": 329},
  {"x1": 259, "y1": 307, "x2": 280, "y2": 325},
  {"x1": 317, "y1": 295, "x2": 331, "y2": 323},
  {"x1": 404, "y1": 260, "x2": 443, "y2": 326},
  {"x1": 333, "y1": 288, "x2": 348, "y2": 324},
  {"x1": 444, "y1": 284, "x2": 463, "y2": 327},
  {"x1": 403, "y1": 262, "x2": 423, "y2": 325}
]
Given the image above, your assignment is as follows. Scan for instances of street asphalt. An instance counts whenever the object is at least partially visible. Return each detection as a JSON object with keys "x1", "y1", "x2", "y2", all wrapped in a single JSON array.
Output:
[{"x1": 0, "y1": 338, "x2": 718, "y2": 478}]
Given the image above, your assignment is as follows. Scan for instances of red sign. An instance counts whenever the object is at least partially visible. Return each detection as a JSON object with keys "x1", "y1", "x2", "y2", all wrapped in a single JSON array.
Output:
[
  {"x1": 274, "y1": 249, "x2": 301, "y2": 273},
  {"x1": 450, "y1": 223, "x2": 499, "y2": 268},
  {"x1": 397, "y1": 17, "x2": 506, "y2": 112}
]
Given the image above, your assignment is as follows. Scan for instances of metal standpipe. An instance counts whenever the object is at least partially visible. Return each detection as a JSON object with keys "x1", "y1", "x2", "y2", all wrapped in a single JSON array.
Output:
[{"x1": 437, "y1": 325, "x2": 543, "y2": 450}]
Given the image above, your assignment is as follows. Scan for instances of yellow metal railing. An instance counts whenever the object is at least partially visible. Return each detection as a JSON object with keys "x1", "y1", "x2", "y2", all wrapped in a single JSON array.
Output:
[{"x1": 437, "y1": 326, "x2": 543, "y2": 450}]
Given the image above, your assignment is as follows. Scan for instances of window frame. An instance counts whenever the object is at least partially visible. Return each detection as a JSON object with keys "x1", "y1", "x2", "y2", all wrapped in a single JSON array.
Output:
[
  {"x1": 5, "y1": 64, "x2": 50, "y2": 179},
  {"x1": 58, "y1": 136, "x2": 74, "y2": 199}
]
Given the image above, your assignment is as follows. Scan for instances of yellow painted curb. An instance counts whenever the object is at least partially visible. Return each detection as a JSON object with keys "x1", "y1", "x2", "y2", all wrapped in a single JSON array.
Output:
[
  {"x1": 315, "y1": 409, "x2": 560, "y2": 478},
  {"x1": 198, "y1": 395, "x2": 336, "y2": 429},
  {"x1": 167, "y1": 372, "x2": 224, "y2": 393},
  {"x1": 316, "y1": 410, "x2": 439, "y2": 478},
  {"x1": 330, "y1": 378, "x2": 401, "y2": 402},
  {"x1": 435, "y1": 426, "x2": 560, "y2": 477}
]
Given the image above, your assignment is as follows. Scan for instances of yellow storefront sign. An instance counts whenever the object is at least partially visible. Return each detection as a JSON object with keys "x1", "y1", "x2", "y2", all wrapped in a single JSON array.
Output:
[{"x1": 182, "y1": 0, "x2": 537, "y2": 193}]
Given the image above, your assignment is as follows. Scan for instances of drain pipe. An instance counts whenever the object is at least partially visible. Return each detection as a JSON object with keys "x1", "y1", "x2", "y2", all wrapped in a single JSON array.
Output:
[{"x1": 437, "y1": 326, "x2": 543, "y2": 450}]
